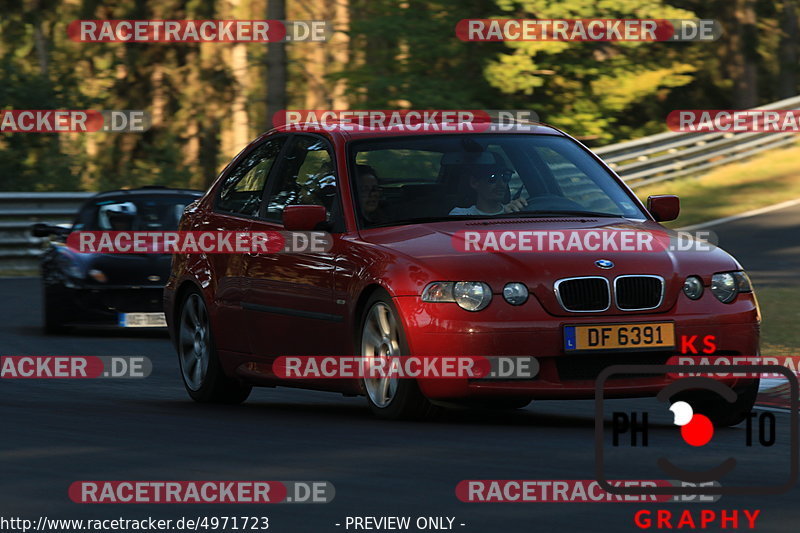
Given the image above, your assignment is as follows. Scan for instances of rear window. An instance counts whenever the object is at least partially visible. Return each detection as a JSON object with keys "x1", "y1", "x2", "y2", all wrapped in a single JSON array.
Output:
[{"x1": 74, "y1": 195, "x2": 199, "y2": 231}]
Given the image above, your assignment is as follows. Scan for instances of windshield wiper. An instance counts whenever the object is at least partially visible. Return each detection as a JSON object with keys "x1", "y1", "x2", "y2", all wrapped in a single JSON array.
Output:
[
  {"x1": 495, "y1": 210, "x2": 625, "y2": 218},
  {"x1": 367, "y1": 215, "x2": 492, "y2": 228},
  {"x1": 365, "y1": 211, "x2": 626, "y2": 228}
]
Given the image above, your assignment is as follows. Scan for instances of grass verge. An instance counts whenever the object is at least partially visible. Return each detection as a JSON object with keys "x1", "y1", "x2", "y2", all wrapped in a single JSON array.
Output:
[
  {"x1": 635, "y1": 141, "x2": 800, "y2": 228},
  {"x1": 758, "y1": 288, "x2": 800, "y2": 353}
]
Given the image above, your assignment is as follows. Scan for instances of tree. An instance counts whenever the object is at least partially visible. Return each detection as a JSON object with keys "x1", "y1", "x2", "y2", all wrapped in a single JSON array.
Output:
[{"x1": 265, "y1": 0, "x2": 287, "y2": 128}]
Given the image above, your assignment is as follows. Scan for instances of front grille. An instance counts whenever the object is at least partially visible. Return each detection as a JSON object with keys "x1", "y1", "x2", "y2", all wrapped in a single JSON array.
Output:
[
  {"x1": 615, "y1": 276, "x2": 664, "y2": 310},
  {"x1": 555, "y1": 277, "x2": 610, "y2": 312},
  {"x1": 556, "y1": 352, "x2": 672, "y2": 381}
]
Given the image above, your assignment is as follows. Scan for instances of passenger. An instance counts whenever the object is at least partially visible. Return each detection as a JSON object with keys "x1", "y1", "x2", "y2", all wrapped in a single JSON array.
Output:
[
  {"x1": 449, "y1": 166, "x2": 527, "y2": 216},
  {"x1": 356, "y1": 164, "x2": 386, "y2": 224}
]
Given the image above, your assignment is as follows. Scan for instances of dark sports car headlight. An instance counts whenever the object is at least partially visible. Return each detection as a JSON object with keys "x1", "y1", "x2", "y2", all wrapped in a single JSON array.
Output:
[
  {"x1": 57, "y1": 254, "x2": 84, "y2": 279},
  {"x1": 711, "y1": 271, "x2": 752, "y2": 303},
  {"x1": 422, "y1": 281, "x2": 492, "y2": 311}
]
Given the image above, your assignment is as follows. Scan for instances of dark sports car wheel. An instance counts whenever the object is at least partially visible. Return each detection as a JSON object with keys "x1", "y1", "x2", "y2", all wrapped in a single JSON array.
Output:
[
  {"x1": 360, "y1": 291, "x2": 436, "y2": 420},
  {"x1": 42, "y1": 286, "x2": 69, "y2": 335},
  {"x1": 177, "y1": 288, "x2": 251, "y2": 404}
]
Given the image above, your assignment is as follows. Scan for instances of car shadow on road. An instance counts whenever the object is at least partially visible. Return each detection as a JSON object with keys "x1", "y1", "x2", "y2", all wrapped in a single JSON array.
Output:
[
  {"x1": 146, "y1": 396, "x2": 669, "y2": 431},
  {"x1": 14, "y1": 325, "x2": 169, "y2": 340}
]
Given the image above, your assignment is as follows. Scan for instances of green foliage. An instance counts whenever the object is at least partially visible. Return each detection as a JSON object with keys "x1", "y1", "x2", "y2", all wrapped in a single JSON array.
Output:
[{"x1": 0, "y1": 0, "x2": 795, "y2": 191}]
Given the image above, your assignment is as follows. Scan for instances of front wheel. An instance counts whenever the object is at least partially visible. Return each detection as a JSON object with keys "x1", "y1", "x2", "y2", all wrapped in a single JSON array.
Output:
[
  {"x1": 360, "y1": 292, "x2": 435, "y2": 420},
  {"x1": 177, "y1": 289, "x2": 251, "y2": 404},
  {"x1": 42, "y1": 286, "x2": 70, "y2": 335}
]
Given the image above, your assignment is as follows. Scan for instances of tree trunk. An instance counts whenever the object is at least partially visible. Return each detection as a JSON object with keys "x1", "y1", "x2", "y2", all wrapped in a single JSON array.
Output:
[
  {"x1": 731, "y1": 0, "x2": 759, "y2": 108},
  {"x1": 265, "y1": 0, "x2": 287, "y2": 129},
  {"x1": 778, "y1": 0, "x2": 799, "y2": 98}
]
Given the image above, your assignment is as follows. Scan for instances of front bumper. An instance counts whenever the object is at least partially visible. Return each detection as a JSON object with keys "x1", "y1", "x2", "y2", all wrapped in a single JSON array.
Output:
[
  {"x1": 50, "y1": 282, "x2": 165, "y2": 326},
  {"x1": 392, "y1": 291, "x2": 760, "y2": 399}
]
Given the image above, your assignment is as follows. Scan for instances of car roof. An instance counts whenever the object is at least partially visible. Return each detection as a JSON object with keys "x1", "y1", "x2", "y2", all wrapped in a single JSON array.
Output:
[
  {"x1": 267, "y1": 120, "x2": 567, "y2": 142},
  {"x1": 89, "y1": 186, "x2": 204, "y2": 201}
]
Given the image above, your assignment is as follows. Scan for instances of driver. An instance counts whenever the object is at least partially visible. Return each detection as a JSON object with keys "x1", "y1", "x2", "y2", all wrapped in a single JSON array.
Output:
[{"x1": 449, "y1": 166, "x2": 527, "y2": 216}]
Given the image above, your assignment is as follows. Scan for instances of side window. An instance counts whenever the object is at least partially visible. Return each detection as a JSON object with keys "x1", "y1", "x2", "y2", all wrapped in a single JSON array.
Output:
[
  {"x1": 217, "y1": 137, "x2": 284, "y2": 216},
  {"x1": 265, "y1": 136, "x2": 338, "y2": 221}
]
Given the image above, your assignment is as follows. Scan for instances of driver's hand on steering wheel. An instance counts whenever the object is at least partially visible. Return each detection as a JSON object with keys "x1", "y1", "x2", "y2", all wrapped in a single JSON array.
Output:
[{"x1": 503, "y1": 197, "x2": 528, "y2": 213}]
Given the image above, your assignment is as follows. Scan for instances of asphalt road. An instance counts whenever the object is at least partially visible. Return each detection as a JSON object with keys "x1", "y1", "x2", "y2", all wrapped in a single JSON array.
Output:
[
  {"x1": 701, "y1": 202, "x2": 800, "y2": 288},
  {"x1": 2, "y1": 204, "x2": 799, "y2": 533}
]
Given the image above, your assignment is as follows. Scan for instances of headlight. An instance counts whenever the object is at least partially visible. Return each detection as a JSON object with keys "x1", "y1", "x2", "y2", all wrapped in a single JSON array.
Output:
[
  {"x1": 682, "y1": 276, "x2": 703, "y2": 300},
  {"x1": 58, "y1": 255, "x2": 83, "y2": 279},
  {"x1": 711, "y1": 271, "x2": 752, "y2": 303},
  {"x1": 422, "y1": 281, "x2": 454, "y2": 302},
  {"x1": 503, "y1": 282, "x2": 529, "y2": 305},
  {"x1": 422, "y1": 281, "x2": 492, "y2": 311},
  {"x1": 454, "y1": 282, "x2": 492, "y2": 311}
]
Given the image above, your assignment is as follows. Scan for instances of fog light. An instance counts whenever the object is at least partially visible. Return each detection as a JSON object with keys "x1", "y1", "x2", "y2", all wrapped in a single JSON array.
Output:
[
  {"x1": 503, "y1": 282, "x2": 529, "y2": 305},
  {"x1": 682, "y1": 276, "x2": 703, "y2": 300}
]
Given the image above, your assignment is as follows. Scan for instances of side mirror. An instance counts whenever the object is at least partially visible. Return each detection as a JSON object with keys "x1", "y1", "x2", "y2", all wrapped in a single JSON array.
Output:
[
  {"x1": 282, "y1": 205, "x2": 327, "y2": 231},
  {"x1": 647, "y1": 195, "x2": 680, "y2": 222},
  {"x1": 31, "y1": 222, "x2": 69, "y2": 237}
]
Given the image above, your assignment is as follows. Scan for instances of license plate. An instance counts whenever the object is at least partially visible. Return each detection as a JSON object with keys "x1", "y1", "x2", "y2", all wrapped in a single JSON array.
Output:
[
  {"x1": 564, "y1": 322, "x2": 674, "y2": 351},
  {"x1": 118, "y1": 312, "x2": 167, "y2": 328}
]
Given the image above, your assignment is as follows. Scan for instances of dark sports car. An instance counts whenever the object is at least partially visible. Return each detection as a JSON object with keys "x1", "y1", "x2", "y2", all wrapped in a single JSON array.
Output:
[{"x1": 33, "y1": 186, "x2": 202, "y2": 334}]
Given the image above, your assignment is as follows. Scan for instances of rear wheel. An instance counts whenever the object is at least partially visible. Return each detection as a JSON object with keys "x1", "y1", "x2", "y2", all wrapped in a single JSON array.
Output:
[
  {"x1": 672, "y1": 378, "x2": 759, "y2": 427},
  {"x1": 177, "y1": 289, "x2": 251, "y2": 404},
  {"x1": 360, "y1": 292, "x2": 435, "y2": 419}
]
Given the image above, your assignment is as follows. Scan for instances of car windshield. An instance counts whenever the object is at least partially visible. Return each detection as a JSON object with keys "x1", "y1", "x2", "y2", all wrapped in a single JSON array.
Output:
[
  {"x1": 73, "y1": 195, "x2": 197, "y2": 231},
  {"x1": 349, "y1": 134, "x2": 646, "y2": 228}
]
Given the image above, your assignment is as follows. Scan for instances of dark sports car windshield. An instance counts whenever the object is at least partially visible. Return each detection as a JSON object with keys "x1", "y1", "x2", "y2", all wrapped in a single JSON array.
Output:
[
  {"x1": 73, "y1": 194, "x2": 198, "y2": 231},
  {"x1": 350, "y1": 134, "x2": 646, "y2": 228}
]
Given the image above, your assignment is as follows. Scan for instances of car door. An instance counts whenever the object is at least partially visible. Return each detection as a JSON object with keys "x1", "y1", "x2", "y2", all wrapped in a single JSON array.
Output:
[
  {"x1": 243, "y1": 134, "x2": 345, "y2": 358},
  {"x1": 202, "y1": 135, "x2": 286, "y2": 354}
]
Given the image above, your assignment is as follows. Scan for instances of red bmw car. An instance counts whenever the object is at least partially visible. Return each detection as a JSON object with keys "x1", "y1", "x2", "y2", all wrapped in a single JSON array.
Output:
[{"x1": 164, "y1": 120, "x2": 760, "y2": 421}]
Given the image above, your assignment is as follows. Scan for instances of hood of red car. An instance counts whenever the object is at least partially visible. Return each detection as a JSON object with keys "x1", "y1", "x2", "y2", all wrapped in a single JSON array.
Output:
[{"x1": 358, "y1": 217, "x2": 741, "y2": 316}]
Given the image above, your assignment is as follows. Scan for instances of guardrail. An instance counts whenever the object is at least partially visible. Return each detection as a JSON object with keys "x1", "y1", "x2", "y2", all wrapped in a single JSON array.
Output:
[
  {"x1": 594, "y1": 94, "x2": 800, "y2": 188},
  {"x1": 0, "y1": 192, "x2": 92, "y2": 272},
  {"x1": 2, "y1": 95, "x2": 799, "y2": 272}
]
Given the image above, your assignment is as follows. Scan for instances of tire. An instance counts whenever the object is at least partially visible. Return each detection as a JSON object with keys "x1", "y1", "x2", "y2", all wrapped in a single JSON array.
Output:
[
  {"x1": 177, "y1": 288, "x2": 251, "y2": 404},
  {"x1": 672, "y1": 378, "x2": 759, "y2": 427},
  {"x1": 42, "y1": 286, "x2": 69, "y2": 335},
  {"x1": 360, "y1": 291, "x2": 435, "y2": 420}
]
